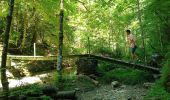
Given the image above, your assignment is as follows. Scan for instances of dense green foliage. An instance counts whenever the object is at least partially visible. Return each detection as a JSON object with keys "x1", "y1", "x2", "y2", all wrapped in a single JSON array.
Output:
[
  {"x1": 0, "y1": 0, "x2": 169, "y2": 57},
  {"x1": 97, "y1": 62, "x2": 152, "y2": 85},
  {"x1": 145, "y1": 46, "x2": 170, "y2": 99},
  {"x1": 0, "y1": 0, "x2": 170, "y2": 99},
  {"x1": 9, "y1": 84, "x2": 42, "y2": 96},
  {"x1": 161, "y1": 52, "x2": 170, "y2": 86},
  {"x1": 145, "y1": 80, "x2": 170, "y2": 100},
  {"x1": 8, "y1": 84, "x2": 53, "y2": 100}
]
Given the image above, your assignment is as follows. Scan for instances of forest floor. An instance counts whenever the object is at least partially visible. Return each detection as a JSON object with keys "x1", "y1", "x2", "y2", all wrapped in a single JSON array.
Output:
[
  {"x1": 46, "y1": 71, "x2": 149, "y2": 100},
  {"x1": 77, "y1": 84, "x2": 148, "y2": 100},
  {"x1": 0, "y1": 57, "x2": 152, "y2": 100},
  {"x1": 1, "y1": 70, "x2": 149, "y2": 100}
]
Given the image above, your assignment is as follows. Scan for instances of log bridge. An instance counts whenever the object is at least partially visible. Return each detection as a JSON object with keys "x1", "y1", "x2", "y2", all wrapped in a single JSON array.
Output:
[{"x1": 5, "y1": 54, "x2": 160, "y2": 73}]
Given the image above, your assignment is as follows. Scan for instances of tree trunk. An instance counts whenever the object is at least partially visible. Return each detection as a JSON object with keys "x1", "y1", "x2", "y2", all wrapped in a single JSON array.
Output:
[
  {"x1": 87, "y1": 36, "x2": 90, "y2": 54},
  {"x1": 57, "y1": 0, "x2": 64, "y2": 82},
  {"x1": 158, "y1": 25, "x2": 163, "y2": 53},
  {"x1": 30, "y1": 8, "x2": 37, "y2": 50},
  {"x1": 137, "y1": 0, "x2": 146, "y2": 63},
  {"x1": 15, "y1": 2, "x2": 19, "y2": 33},
  {"x1": 17, "y1": 13, "x2": 24, "y2": 48},
  {"x1": 31, "y1": 13, "x2": 37, "y2": 45},
  {"x1": 20, "y1": 8, "x2": 27, "y2": 51},
  {"x1": 1, "y1": 0, "x2": 15, "y2": 99},
  {"x1": 108, "y1": 29, "x2": 111, "y2": 49}
]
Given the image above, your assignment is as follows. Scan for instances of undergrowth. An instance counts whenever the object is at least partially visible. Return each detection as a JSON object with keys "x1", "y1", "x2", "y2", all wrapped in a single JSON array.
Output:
[
  {"x1": 144, "y1": 80, "x2": 170, "y2": 100},
  {"x1": 9, "y1": 83, "x2": 42, "y2": 96},
  {"x1": 145, "y1": 48, "x2": 170, "y2": 99},
  {"x1": 97, "y1": 62, "x2": 152, "y2": 85},
  {"x1": 99, "y1": 68, "x2": 152, "y2": 85}
]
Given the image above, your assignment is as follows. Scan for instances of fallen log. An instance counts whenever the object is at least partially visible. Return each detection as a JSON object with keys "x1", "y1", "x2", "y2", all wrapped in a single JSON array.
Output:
[
  {"x1": 5, "y1": 90, "x2": 76, "y2": 100},
  {"x1": 56, "y1": 90, "x2": 76, "y2": 99},
  {"x1": 77, "y1": 74, "x2": 99, "y2": 85},
  {"x1": 42, "y1": 86, "x2": 76, "y2": 99}
]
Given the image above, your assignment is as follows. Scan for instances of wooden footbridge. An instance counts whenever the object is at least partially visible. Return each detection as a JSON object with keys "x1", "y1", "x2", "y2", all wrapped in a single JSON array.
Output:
[{"x1": 5, "y1": 54, "x2": 160, "y2": 74}]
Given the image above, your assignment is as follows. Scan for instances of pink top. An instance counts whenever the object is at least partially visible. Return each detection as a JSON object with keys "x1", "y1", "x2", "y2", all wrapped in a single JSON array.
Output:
[{"x1": 127, "y1": 34, "x2": 136, "y2": 48}]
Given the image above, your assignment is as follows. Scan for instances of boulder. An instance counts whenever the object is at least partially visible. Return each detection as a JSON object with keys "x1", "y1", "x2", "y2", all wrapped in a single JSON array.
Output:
[
  {"x1": 42, "y1": 85, "x2": 58, "y2": 97},
  {"x1": 143, "y1": 82, "x2": 154, "y2": 88},
  {"x1": 111, "y1": 81, "x2": 120, "y2": 88},
  {"x1": 76, "y1": 57, "x2": 98, "y2": 75}
]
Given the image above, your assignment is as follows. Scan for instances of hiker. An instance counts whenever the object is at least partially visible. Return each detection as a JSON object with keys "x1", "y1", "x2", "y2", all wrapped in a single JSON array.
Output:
[{"x1": 126, "y1": 30, "x2": 138, "y2": 62}]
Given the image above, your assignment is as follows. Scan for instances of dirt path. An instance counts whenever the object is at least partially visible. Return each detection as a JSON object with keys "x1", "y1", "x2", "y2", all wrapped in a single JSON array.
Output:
[{"x1": 77, "y1": 84, "x2": 148, "y2": 100}]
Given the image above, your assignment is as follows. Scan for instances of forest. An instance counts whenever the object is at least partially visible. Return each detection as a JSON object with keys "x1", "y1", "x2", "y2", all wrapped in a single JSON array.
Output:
[{"x1": 0, "y1": 0, "x2": 170, "y2": 100}]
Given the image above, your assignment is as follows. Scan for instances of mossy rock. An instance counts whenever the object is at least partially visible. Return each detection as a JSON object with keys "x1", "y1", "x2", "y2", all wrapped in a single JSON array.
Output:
[
  {"x1": 100, "y1": 68, "x2": 152, "y2": 85},
  {"x1": 26, "y1": 61, "x2": 55, "y2": 75},
  {"x1": 76, "y1": 57, "x2": 98, "y2": 75}
]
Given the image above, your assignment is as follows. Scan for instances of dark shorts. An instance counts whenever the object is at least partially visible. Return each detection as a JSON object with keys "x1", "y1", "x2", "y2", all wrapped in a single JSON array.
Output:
[{"x1": 130, "y1": 45, "x2": 137, "y2": 54}]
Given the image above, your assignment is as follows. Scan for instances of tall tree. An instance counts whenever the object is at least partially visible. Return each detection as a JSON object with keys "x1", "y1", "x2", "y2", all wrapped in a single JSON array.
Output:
[
  {"x1": 137, "y1": 0, "x2": 146, "y2": 63},
  {"x1": 20, "y1": 8, "x2": 27, "y2": 51},
  {"x1": 57, "y1": 0, "x2": 64, "y2": 82},
  {"x1": 1, "y1": 0, "x2": 15, "y2": 98}
]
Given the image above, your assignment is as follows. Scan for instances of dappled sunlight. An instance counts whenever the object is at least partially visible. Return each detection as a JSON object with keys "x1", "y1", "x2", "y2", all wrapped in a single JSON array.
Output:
[
  {"x1": 0, "y1": 73, "x2": 50, "y2": 89},
  {"x1": 0, "y1": 0, "x2": 169, "y2": 99}
]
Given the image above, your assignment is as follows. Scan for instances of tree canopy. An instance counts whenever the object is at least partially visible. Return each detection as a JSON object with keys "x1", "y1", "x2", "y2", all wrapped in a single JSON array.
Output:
[{"x1": 0, "y1": 0, "x2": 170, "y2": 99}]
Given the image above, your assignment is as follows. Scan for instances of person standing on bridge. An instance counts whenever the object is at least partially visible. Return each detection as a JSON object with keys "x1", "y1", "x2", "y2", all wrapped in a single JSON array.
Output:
[{"x1": 126, "y1": 30, "x2": 138, "y2": 62}]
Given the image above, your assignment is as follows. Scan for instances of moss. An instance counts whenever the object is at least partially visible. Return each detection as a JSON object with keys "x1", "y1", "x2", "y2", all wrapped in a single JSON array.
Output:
[
  {"x1": 26, "y1": 61, "x2": 55, "y2": 75},
  {"x1": 55, "y1": 73, "x2": 96, "y2": 91},
  {"x1": 97, "y1": 61, "x2": 115, "y2": 74},
  {"x1": 160, "y1": 52, "x2": 170, "y2": 88},
  {"x1": 144, "y1": 80, "x2": 170, "y2": 100},
  {"x1": 9, "y1": 83, "x2": 42, "y2": 96},
  {"x1": 99, "y1": 68, "x2": 152, "y2": 85},
  {"x1": 145, "y1": 47, "x2": 170, "y2": 99},
  {"x1": 40, "y1": 95, "x2": 53, "y2": 100}
]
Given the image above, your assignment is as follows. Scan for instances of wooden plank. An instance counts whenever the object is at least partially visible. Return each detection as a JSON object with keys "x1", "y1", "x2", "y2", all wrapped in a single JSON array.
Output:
[
  {"x1": 92, "y1": 55, "x2": 160, "y2": 73},
  {"x1": 6, "y1": 54, "x2": 160, "y2": 73},
  {"x1": 66, "y1": 54, "x2": 160, "y2": 73},
  {"x1": 7, "y1": 54, "x2": 87, "y2": 60},
  {"x1": 7, "y1": 55, "x2": 57, "y2": 60}
]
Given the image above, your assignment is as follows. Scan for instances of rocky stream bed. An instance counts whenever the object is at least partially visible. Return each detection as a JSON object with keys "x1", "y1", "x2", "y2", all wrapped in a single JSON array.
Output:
[{"x1": 77, "y1": 84, "x2": 148, "y2": 100}]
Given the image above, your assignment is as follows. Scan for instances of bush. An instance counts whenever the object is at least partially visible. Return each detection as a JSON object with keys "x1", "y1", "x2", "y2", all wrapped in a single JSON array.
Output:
[
  {"x1": 145, "y1": 46, "x2": 170, "y2": 99},
  {"x1": 40, "y1": 95, "x2": 53, "y2": 100},
  {"x1": 145, "y1": 80, "x2": 170, "y2": 100},
  {"x1": 9, "y1": 84, "x2": 42, "y2": 96},
  {"x1": 97, "y1": 62, "x2": 115, "y2": 74},
  {"x1": 161, "y1": 51, "x2": 170, "y2": 89},
  {"x1": 99, "y1": 68, "x2": 152, "y2": 85}
]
